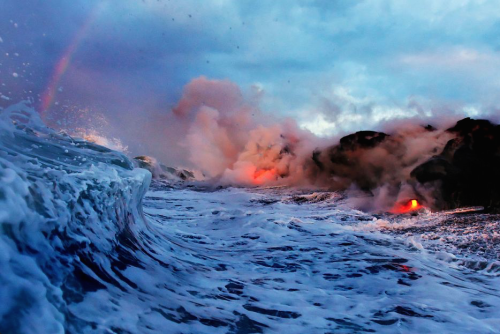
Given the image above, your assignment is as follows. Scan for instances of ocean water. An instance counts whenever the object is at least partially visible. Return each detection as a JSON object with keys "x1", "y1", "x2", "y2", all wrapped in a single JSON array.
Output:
[{"x1": 1, "y1": 102, "x2": 499, "y2": 333}]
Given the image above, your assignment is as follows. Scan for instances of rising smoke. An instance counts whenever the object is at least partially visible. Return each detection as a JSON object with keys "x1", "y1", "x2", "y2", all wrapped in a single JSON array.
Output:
[
  {"x1": 172, "y1": 76, "x2": 321, "y2": 186},
  {"x1": 169, "y1": 77, "x2": 465, "y2": 212}
]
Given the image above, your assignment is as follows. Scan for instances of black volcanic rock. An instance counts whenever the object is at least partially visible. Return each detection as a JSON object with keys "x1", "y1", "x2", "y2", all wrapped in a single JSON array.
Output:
[
  {"x1": 338, "y1": 131, "x2": 388, "y2": 150},
  {"x1": 411, "y1": 156, "x2": 459, "y2": 183},
  {"x1": 424, "y1": 124, "x2": 436, "y2": 131},
  {"x1": 309, "y1": 118, "x2": 500, "y2": 212},
  {"x1": 411, "y1": 118, "x2": 500, "y2": 211},
  {"x1": 133, "y1": 155, "x2": 195, "y2": 181},
  {"x1": 311, "y1": 131, "x2": 390, "y2": 191}
]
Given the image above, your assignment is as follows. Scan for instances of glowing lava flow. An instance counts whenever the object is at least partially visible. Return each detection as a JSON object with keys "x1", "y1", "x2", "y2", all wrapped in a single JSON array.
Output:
[
  {"x1": 253, "y1": 168, "x2": 277, "y2": 185},
  {"x1": 390, "y1": 199, "x2": 423, "y2": 214}
]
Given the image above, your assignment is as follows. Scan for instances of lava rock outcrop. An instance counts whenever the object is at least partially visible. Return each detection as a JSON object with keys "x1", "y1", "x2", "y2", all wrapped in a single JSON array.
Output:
[
  {"x1": 311, "y1": 118, "x2": 500, "y2": 212},
  {"x1": 134, "y1": 155, "x2": 195, "y2": 181},
  {"x1": 411, "y1": 118, "x2": 500, "y2": 211},
  {"x1": 311, "y1": 131, "x2": 392, "y2": 190}
]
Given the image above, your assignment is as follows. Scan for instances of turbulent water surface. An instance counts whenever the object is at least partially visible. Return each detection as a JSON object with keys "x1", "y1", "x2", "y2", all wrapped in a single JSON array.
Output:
[{"x1": 1, "y1": 103, "x2": 500, "y2": 333}]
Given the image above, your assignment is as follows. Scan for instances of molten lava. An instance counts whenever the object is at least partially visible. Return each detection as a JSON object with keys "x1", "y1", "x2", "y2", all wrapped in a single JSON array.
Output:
[
  {"x1": 252, "y1": 168, "x2": 277, "y2": 185},
  {"x1": 390, "y1": 199, "x2": 423, "y2": 214}
]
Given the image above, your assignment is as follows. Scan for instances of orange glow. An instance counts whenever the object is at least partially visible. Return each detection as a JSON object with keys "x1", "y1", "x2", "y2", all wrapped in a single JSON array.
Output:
[
  {"x1": 390, "y1": 199, "x2": 423, "y2": 214},
  {"x1": 399, "y1": 265, "x2": 411, "y2": 272},
  {"x1": 252, "y1": 168, "x2": 276, "y2": 185}
]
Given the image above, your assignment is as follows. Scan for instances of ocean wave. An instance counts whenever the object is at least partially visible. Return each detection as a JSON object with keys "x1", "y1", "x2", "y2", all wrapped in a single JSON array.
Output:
[{"x1": 0, "y1": 102, "x2": 151, "y2": 333}]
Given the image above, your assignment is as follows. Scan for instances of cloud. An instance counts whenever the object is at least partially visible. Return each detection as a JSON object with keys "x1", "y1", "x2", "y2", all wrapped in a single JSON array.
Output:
[{"x1": 2, "y1": 0, "x2": 500, "y2": 160}]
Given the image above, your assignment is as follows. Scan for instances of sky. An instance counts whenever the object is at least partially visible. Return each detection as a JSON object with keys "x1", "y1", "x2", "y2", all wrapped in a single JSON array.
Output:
[{"x1": 1, "y1": 0, "x2": 500, "y2": 163}]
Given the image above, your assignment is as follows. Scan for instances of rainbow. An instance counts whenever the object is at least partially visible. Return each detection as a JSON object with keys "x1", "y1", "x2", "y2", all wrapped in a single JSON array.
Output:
[{"x1": 40, "y1": 4, "x2": 104, "y2": 114}]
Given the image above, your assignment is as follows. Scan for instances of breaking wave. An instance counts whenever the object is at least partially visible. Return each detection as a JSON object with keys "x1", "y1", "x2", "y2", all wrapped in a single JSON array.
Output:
[{"x1": 0, "y1": 102, "x2": 150, "y2": 333}]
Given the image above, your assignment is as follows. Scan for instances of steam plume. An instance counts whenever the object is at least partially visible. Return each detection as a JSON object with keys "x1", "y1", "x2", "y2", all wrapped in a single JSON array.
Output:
[
  {"x1": 169, "y1": 77, "x2": 499, "y2": 213},
  {"x1": 172, "y1": 77, "x2": 319, "y2": 186}
]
